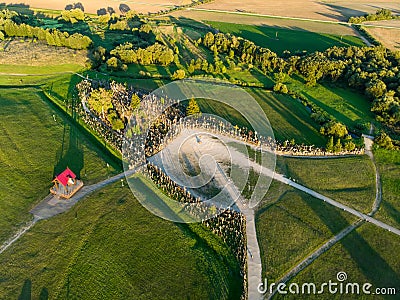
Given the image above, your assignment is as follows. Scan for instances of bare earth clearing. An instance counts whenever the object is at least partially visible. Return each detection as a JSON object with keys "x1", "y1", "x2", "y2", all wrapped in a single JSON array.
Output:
[{"x1": 0, "y1": 39, "x2": 88, "y2": 66}]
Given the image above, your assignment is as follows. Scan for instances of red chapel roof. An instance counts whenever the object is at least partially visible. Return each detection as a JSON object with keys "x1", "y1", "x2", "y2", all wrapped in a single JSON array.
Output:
[{"x1": 55, "y1": 167, "x2": 76, "y2": 186}]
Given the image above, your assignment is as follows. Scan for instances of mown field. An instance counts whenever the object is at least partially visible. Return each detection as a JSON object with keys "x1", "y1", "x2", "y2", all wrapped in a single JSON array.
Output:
[
  {"x1": 256, "y1": 180, "x2": 357, "y2": 283},
  {"x1": 374, "y1": 149, "x2": 400, "y2": 228},
  {"x1": 279, "y1": 223, "x2": 400, "y2": 300},
  {"x1": 0, "y1": 183, "x2": 241, "y2": 299},
  {"x1": 277, "y1": 156, "x2": 376, "y2": 214},
  {"x1": 206, "y1": 21, "x2": 365, "y2": 54},
  {"x1": 0, "y1": 87, "x2": 121, "y2": 243}
]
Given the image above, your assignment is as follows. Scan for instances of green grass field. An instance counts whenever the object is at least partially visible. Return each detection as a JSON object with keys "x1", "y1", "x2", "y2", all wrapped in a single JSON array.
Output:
[
  {"x1": 0, "y1": 87, "x2": 121, "y2": 242},
  {"x1": 0, "y1": 183, "x2": 242, "y2": 299},
  {"x1": 206, "y1": 22, "x2": 365, "y2": 55},
  {"x1": 256, "y1": 180, "x2": 357, "y2": 283},
  {"x1": 250, "y1": 89, "x2": 325, "y2": 145},
  {"x1": 280, "y1": 223, "x2": 400, "y2": 300},
  {"x1": 374, "y1": 149, "x2": 400, "y2": 228},
  {"x1": 286, "y1": 77, "x2": 375, "y2": 131},
  {"x1": 196, "y1": 89, "x2": 325, "y2": 145},
  {"x1": 0, "y1": 64, "x2": 84, "y2": 75},
  {"x1": 277, "y1": 156, "x2": 376, "y2": 214}
]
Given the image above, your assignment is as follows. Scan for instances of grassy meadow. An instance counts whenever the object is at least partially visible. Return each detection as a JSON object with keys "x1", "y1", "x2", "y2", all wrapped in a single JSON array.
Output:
[
  {"x1": 0, "y1": 87, "x2": 121, "y2": 243},
  {"x1": 206, "y1": 21, "x2": 365, "y2": 55},
  {"x1": 256, "y1": 180, "x2": 357, "y2": 283},
  {"x1": 286, "y1": 77, "x2": 375, "y2": 131},
  {"x1": 277, "y1": 156, "x2": 376, "y2": 214},
  {"x1": 374, "y1": 149, "x2": 400, "y2": 228},
  {"x1": 280, "y1": 223, "x2": 400, "y2": 300},
  {"x1": 0, "y1": 183, "x2": 242, "y2": 299},
  {"x1": 196, "y1": 90, "x2": 325, "y2": 146}
]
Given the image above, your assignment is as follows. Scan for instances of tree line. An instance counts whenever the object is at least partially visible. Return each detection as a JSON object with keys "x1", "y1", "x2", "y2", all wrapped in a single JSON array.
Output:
[
  {"x1": 0, "y1": 9, "x2": 92, "y2": 49},
  {"x1": 110, "y1": 42, "x2": 175, "y2": 66},
  {"x1": 349, "y1": 8, "x2": 398, "y2": 24}
]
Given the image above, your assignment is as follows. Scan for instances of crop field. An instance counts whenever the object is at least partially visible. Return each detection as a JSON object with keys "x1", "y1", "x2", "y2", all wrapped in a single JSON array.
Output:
[
  {"x1": 195, "y1": 0, "x2": 399, "y2": 22},
  {"x1": 374, "y1": 149, "x2": 400, "y2": 228},
  {"x1": 0, "y1": 0, "x2": 190, "y2": 15},
  {"x1": 277, "y1": 156, "x2": 376, "y2": 214},
  {"x1": 206, "y1": 21, "x2": 365, "y2": 54},
  {"x1": 365, "y1": 26, "x2": 400, "y2": 51},
  {"x1": 169, "y1": 10, "x2": 360, "y2": 36},
  {"x1": 282, "y1": 223, "x2": 400, "y2": 300},
  {"x1": 256, "y1": 180, "x2": 357, "y2": 282},
  {"x1": 0, "y1": 182, "x2": 241, "y2": 299},
  {"x1": 0, "y1": 87, "x2": 121, "y2": 243}
]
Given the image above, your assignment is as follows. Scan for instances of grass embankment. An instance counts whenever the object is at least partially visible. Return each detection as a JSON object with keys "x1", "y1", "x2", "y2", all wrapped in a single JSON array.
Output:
[
  {"x1": 256, "y1": 155, "x2": 378, "y2": 283},
  {"x1": 206, "y1": 21, "x2": 365, "y2": 54},
  {"x1": 0, "y1": 183, "x2": 242, "y2": 299},
  {"x1": 0, "y1": 87, "x2": 121, "y2": 243}
]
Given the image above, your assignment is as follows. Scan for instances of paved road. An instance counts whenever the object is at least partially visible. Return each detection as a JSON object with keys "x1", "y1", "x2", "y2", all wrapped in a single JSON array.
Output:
[
  {"x1": 0, "y1": 217, "x2": 39, "y2": 255},
  {"x1": 1, "y1": 129, "x2": 398, "y2": 300},
  {"x1": 150, "y1": 132, "x2": 264, "y2": 300}
]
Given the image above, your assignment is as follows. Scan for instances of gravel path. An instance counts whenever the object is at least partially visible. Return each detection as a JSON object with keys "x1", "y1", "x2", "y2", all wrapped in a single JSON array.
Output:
[{"x1": 265, "y1": 134, "x2": 383, "y2": 299}]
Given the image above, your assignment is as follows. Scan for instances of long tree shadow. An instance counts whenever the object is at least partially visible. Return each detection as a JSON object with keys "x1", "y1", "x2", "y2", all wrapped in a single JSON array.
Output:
[
  {"x1": 317, "y1": 3, "x2": 368, "y2": 21},
  {"x1": 18, "y1": 279, "x2": 31, "y2": 300},
  {"x1": 53, "y1": 122, "x2": 84, "y2": 178},
  {"x1": 39, "y1": 287, "x2": 49, "y2": 300},
  {"x1": 52, "y1": 82, "x2": 84, "y2": 178},
  {"x1": 381, "y1": 201, "x2": 400, "y2": 227},
  {"x1": 302, "y1": 195, "x2": 400, "y2": 293}
]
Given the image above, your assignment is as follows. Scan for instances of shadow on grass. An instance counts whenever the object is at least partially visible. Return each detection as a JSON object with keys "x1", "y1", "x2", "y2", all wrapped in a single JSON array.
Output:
[
  {"x1": 302, "y1": 195, "x2": 400, "y2": 291},
  {"x1": 381, "y1": 201, "x2": 400, "y2": 227},
  {"x1": 206, "y1": 21, "x2": 364, "y2": 55},
  {"x1": 18, "y1": 279, "x2": 31, "y2": 300},
  {"x1": 318, "y1": 3, "x2": 368, "y2": 22}
]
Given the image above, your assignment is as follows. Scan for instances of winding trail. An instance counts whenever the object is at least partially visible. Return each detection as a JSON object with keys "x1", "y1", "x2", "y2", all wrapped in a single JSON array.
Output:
[
  {"x1": 149, "y1": 129, "x2": 398, "y2": 299},
  {"x1": 265, "y1": 133, "x2": 382, "y2": 299},
  {"x1": 1, "y1": 129, "x2": 397, "y2": 300}
]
